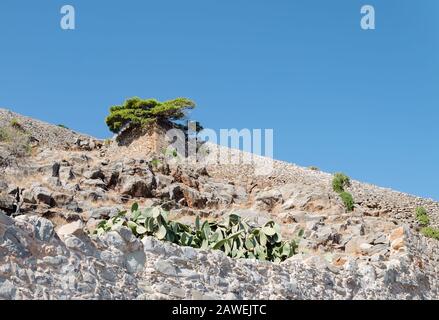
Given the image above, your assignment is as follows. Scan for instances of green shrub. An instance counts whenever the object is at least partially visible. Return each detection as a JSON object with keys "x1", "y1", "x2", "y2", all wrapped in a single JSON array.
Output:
[
  {"x1": 421, "y1": 227, "x2": 439, "y2": 240},
  {"x1": 332, "y1": 173, "x2": 354, "y2": 211},
  {"x1": 416, "y1": 207, "x2": 430, "y2": 226},
  {"x1": 308, "y1": 166, "x2": 319, "y2": 171},
  {"x1": 339, "y1": 191, "x2": 354, "y2": 212},
  {"x1": 332, "y1": 172, "x2": 351, "y2": 193},
  {"x1": 413, "y1": 207, "x2": 439, "y2": 241},
  {"x1": 105, "y1": 97, "x2": 196, "y2": 133},
  {"x1": 57, "y1": 124, "x2": 69, "y2": 129},
  {"x1": 151, "y1": 158, "x2": 161, "y2": 168},
  {"x1": 416, "y1": 206, "x2": 428, "y2": 216},
  {"x1": 94, "y1": 203, "x2": 303, "y2": 263}
]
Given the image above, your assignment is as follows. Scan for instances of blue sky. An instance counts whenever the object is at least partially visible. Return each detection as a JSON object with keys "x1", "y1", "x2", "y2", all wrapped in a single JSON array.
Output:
[{"x1": 0, "y1": 0, "x2": 438, "y2": 199}]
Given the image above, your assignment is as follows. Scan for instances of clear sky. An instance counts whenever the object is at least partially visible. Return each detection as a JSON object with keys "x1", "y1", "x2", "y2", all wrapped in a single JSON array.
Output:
[{"x1": 0, "y1": 0, "x2": 438, "y2": 200}]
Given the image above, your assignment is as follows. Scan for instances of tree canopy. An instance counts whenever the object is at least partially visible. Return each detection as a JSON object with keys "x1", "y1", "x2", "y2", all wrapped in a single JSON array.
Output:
[{"x1": 105, "y1": 97, "x2": 196, "y2": 133}]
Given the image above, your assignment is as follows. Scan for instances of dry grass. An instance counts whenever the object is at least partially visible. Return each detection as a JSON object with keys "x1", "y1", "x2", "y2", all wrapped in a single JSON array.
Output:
[{"x1": 0, "y1": 125, "x2": 31, "y2": 157}]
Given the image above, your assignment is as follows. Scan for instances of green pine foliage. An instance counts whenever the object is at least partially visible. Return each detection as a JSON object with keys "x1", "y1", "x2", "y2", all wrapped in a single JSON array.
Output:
[{"x1": 105, "y1": 97, "x2": 196, "y2": 133}]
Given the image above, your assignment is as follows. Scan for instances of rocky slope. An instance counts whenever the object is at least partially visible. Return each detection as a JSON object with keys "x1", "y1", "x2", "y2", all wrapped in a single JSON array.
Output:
[{"x1": 0, "y1": 109, "x2": 438, "y2": 300}]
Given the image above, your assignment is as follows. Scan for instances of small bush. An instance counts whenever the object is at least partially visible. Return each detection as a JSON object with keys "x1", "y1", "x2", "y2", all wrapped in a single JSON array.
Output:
[
  {"x1": 332, "y1": 173, "x2": 354, "y2": 211},
  {"x1": 416, "y1": 207, "x2": 430, "y2": 226},
  {"x1": 57, "y1": 124, "x2": 69, "y2": 129},
  {"x1": 421, "y1": 227, "x2": 439, "y2": 240},
  {"x1": 339, "y1": 191, "x2": 354, "y2": 212},
  {"x1": 9, "y1": 118, "x2": 24, "y2": 131},
  {"x1": 151, "y1": 158, "x2": 160, "y2": 168},
  {"x1": 413, "y1": 207, "x2": 439, "y2": 241},
  {"x1": 332, "y1": 172, "x2": 351, "y2": 193},
  {"x1": 308, "y1": 166, "x2": 319, "y2": 171}
]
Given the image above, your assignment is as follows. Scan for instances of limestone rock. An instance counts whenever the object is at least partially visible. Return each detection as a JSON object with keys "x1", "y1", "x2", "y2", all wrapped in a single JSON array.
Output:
[
  {"x1": 57, "y1": 220, "x2": 85, "y2": 237},
  {"x1": 31, "y1": 216, "x2": 55, "y2": 242},
  {"x1": 119, "y1": 175, "x2": 156, "y2": 198},
  {"x1": 81, "y1": 179, "x2": 107, "y2": 190},
  {"x1": 31, "y1": 187, "x2": 56, "y2": 207},
  {"x1": 255, "y1": 189, "x2": 283, "y2": 209},
  {"x1": 0, "y1": 194, "x2": 15, "y2": 213},
  {"x1": 1, "y1": 109, "x2": 439, "y2": 300},
  {"x1": 181, "y1": 186, "x2": 208, "y2": 209}
]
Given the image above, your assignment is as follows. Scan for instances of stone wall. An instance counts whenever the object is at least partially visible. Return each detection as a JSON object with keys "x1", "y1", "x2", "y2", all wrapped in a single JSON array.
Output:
[{"x1": 1, "y1": 211, "x2": 438, "y2": 300}]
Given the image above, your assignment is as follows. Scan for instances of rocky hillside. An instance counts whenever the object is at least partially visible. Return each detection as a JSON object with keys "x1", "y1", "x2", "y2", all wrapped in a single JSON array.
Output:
[{"x1": 0, "y1": 109, "x2": 438, "y2": 300}]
